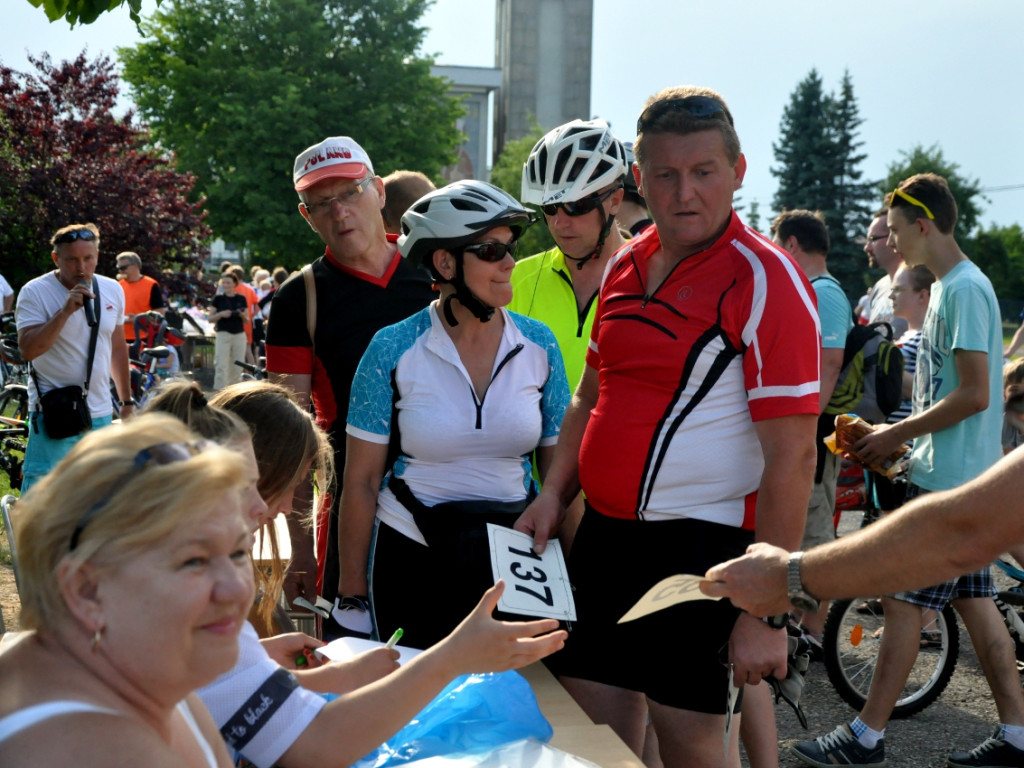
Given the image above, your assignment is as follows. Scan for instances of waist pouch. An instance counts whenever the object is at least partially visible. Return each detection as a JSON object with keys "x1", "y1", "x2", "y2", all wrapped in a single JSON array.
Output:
[
  {"x1": 388, "y1": 476, "x2": 529, "y2": 563},
  {"x1": 38, "y1": 385, "x2": 92, "y2": 439}
]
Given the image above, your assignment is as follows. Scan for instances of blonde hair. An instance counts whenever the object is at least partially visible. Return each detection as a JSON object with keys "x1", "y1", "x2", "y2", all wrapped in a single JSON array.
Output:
[
  {"x1": 17, "y1": 415, "x2": 247, "y2": 630},
  {"x1": 210, "y1": 381, "x2": 334, "y2": 634}
]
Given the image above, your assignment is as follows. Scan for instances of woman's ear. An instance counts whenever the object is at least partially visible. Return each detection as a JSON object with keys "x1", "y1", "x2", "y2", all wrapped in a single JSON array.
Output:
[
  {"x1": 432, "y1": 249, "x2": 454, "y2": 281},
  {"x1": 57, "y1": 559, "x2": 105, "y2": 633}
]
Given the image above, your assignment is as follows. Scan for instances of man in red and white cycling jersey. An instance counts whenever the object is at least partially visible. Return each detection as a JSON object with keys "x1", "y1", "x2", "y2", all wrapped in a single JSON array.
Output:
[{"x1": 516, "y1": 86, "x2": 820, "y2": 767}]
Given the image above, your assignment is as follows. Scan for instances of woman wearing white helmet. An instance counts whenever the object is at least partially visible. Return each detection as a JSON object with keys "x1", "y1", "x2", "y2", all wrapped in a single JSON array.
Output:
[{"x1": 336, "y1": 180, "x2": 571, "y2": 649}]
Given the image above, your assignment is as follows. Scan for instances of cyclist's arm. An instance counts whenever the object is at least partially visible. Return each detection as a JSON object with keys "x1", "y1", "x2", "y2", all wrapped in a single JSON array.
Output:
[
  {"x1": 727, "y1": 413, "x2": 816, "y2": 685},
  {"x1": 338, "y1": 435, "x2": 388, "y2": 596}
]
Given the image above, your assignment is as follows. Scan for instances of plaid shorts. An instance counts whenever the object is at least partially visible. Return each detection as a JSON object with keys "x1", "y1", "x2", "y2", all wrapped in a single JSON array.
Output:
[{"x1": 889, "y1": 483, "x2": 995, "y2": 610}]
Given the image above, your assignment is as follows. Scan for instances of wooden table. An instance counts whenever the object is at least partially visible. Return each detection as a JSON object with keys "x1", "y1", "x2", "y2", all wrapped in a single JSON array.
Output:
[{"x1": 520, "y1": 663, "x2": 645, "y2": 768}]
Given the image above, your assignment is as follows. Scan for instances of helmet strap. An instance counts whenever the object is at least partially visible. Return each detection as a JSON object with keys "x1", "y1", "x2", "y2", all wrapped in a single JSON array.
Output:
[
  {"x1": 442, "y1": 255, "x2": 496, "y2": 326},
  {"x1": 564, "y1": 208, "x2": 618, "y2": 271}
]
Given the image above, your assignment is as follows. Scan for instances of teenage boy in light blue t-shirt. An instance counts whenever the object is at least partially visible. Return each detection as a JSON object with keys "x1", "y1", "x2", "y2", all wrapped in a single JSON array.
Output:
[{"x1": 792, "y1": 173, "x2": 1024, "y2": 768}]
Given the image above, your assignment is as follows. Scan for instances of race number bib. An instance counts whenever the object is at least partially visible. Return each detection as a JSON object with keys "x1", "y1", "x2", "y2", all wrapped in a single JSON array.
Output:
[{"x1": 487, "y1": 524, "x2": 576, "y2": 621}]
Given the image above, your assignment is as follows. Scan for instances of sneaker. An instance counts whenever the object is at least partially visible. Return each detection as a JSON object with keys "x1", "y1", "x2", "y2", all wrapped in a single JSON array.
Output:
[
  {"x1": 792, "y1": 724, "x2": 886, "y2": 767},
  {"x1": 948, "y1": 727, "x2": 1024, "y2": 767}
]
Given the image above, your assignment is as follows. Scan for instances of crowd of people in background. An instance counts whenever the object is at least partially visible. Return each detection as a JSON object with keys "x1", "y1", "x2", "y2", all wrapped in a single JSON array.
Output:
[{"x1": 6, "y1": 81, "x2": 1024, "y2": 768}]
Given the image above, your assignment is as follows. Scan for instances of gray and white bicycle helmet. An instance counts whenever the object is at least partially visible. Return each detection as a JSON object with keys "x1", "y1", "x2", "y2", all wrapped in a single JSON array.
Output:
[
  {"x1": 521, "y1": 119, "x2": 627, "y2": 269},
  {"x1": 521, "y1": 118, "x2": 628, "y2": 207},
  {"x1": 399, "y1": 180, "x2": 533, "y2": 325}
]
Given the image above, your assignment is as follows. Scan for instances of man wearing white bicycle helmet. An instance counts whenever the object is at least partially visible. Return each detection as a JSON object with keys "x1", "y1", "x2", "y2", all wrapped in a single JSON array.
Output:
[
  {"x1": 338, "y1": 180, "x2": 570, "y2": 649},
  {"x1": 510, "y1": 118, "x2": 628, "y2": 389}
]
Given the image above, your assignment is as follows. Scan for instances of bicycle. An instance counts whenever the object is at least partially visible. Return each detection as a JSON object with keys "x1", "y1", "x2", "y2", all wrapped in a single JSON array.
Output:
[
  {"x1": 823, "y1": 555, "x2": 1024, "y2": 718},
  {"x1": 234, "y1": 358, "x2": 266, "y2": 381},
  {"x1": 0, "y1": 312, "x2": 29, "y2": 389},
  {"x1": 0, "y1": 414, "x2": 27, "y2": 492}
]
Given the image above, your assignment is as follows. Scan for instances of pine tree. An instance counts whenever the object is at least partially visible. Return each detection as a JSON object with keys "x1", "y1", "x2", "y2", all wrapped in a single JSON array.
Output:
[{"x1": 771, "y1": 69, "x2": 875, "y2": 299}]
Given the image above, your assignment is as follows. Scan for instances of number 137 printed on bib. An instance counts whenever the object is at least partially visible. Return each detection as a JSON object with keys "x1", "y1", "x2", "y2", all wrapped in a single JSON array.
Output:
[{"x1": 487, "y1": 524, "x2": 576, "y2": 622}]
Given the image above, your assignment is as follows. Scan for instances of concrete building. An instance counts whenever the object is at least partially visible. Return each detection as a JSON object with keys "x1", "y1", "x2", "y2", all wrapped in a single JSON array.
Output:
[{"x1": 495, "y1": 0, "x2": 593, "y2": 154}]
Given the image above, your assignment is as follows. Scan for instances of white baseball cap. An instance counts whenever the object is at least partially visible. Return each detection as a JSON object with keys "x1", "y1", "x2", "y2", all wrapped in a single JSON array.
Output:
[{"x1": 293, "y1": 136, "x2": 375, "y2": 192}]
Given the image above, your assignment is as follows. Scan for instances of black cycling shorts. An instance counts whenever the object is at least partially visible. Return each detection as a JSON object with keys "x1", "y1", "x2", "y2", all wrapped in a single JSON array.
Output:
[{"x1": 550, "y1": 504, "x2": 752, "y2": 714}]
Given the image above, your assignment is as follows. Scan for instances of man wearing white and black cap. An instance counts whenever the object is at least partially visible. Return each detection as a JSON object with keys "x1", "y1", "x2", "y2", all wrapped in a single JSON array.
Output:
[{"x1": 266, "y1": 137, "x2": 435, "y2": 637}]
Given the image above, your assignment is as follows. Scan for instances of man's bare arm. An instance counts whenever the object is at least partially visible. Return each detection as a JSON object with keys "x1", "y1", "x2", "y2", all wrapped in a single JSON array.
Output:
[
  {"x1": 819, "y1": 347, "x2": 844, "y2": 413},
  {"x1": 704, "y1": 448, "x2": 1024, "y2": 616},
  {"x1": 18, "y1": 283, "x2": 91, "y2": 360},
  {"x1": 855, "y1": 348, "x2": 989, "y2": 465}
]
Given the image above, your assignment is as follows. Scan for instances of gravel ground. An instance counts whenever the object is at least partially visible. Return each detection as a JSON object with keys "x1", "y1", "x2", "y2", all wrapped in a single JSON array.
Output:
[{"x1": 764, "y1": 508, "x2": 1017, "y2": 768}]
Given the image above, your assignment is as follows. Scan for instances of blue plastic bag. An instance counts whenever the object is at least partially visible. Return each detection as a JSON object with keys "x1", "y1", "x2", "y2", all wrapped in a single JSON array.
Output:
[{"x1": 351, "y1": 671, "x2": 553, "y2": 767}]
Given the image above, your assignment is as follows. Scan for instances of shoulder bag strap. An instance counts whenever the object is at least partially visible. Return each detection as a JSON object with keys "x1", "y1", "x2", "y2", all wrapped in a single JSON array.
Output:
[
  {"x1": 83, "y1": 277, "x2": 101, "y2": 394},
  {"x1": 301, "y1": 264, "x2": 316, "y2": 350}
]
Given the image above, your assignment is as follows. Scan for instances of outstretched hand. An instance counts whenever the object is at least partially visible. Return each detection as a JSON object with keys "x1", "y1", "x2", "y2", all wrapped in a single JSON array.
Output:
[
  {"x1": 437, "y1": 581, "x2": 567, "y2": 676},
  {"x1": 701, "y1": 542, "x2": 792, "y2": 617}
]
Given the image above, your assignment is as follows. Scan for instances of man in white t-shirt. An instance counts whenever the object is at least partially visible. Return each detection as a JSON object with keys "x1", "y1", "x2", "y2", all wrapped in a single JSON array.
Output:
[{"x1": 16, "y1": 223, "x2": 133, "y2": 493}]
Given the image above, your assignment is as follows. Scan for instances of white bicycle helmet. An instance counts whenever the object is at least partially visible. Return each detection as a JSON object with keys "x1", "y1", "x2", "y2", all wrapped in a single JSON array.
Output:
[
  {"x1": 399, "y1": 180, "x2": 533, "y2": 325},
  {"x1": 399, "y1": 180, "x2": 532, "y2": 269},
  {"x1": 521, "y1": 119, "x2": 628, "y2": 206}
]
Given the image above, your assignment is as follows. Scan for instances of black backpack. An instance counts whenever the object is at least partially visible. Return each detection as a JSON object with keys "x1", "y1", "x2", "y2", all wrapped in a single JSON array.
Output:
[{"x1": 812, "y1": 275, "x2": 905, "y2": 424}]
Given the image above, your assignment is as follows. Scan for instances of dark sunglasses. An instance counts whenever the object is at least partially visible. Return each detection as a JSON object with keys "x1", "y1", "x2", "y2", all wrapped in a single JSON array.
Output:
[
  {"x1": 70, "y1": 441, "x2": 209, "y2": 551},
  {"x1": 462, "y1": 240, "x2": 519, "y2": 262},
  {"x1": 541, "y1": 186, "x2": 617, "y2": 218},
  {"x1": 54, "y1": 229, "x2": 97, "y2": 245},
  {"x1": 636, "y1": 95, "x2": 733, "y2": 134}
]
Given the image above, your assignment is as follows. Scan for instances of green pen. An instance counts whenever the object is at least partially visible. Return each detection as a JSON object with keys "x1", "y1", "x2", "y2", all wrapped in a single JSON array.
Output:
[{"x1": 385, "y1": 628, "x2": 404, "y2": 649}]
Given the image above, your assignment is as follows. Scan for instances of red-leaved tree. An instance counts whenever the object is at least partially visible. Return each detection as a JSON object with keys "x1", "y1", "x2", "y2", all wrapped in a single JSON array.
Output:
[{"x1": 0, "y1": 51, "x2": 209, "y2": 300}]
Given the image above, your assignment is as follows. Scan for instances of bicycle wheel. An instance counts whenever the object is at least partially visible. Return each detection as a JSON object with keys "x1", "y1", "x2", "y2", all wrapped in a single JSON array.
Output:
[
  {"x1": 823, "y1": 598, "x2": 959, "y2": 718},
  {"x1": 0, "y1": 387, "x2": 29, "y2": 421}
]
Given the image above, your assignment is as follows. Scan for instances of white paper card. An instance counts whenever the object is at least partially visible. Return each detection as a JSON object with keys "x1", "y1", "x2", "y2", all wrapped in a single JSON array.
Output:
[
  {"x1": 487, "y1": 524, "x2": 576, "y2": 621},
  {"x1": 318, "y1": 635, "x2": 423, "y2": 665},
  {"x1": 617, "y1": 574, "x2": 721, "y2": 623}
]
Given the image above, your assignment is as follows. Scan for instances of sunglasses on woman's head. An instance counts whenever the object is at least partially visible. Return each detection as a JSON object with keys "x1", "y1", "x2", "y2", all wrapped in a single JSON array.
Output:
[{"x1": 70, "y1": 441, "x2": 210, "y2": 551}]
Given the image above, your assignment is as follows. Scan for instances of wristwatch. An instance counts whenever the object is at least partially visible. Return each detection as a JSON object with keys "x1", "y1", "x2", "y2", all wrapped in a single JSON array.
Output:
[
  {"x1": 763, "y1": 613, "x2": 789, "y2": 630},
  {"x1": 118, "y1": 398, "x2": 136, "y2": 407},
  {"x1": 787, "y1": 551, "x2": 820, "y2": 612}
]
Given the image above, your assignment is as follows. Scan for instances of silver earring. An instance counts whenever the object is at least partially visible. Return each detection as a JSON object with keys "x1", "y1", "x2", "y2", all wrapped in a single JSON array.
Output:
[{"x1": 91, "y1": 626, "x2": 103, "y2": 652}]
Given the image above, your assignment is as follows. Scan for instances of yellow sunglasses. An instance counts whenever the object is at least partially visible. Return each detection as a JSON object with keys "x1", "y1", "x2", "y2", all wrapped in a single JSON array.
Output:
[{"x1": 889, "y1": 188, "x2": 935, "y2": 220}]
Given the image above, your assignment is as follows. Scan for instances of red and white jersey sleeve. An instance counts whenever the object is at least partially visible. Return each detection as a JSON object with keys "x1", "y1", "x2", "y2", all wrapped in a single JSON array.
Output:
[{"x1": 579, "y1": 215, "x2": 820, "y2": 529}]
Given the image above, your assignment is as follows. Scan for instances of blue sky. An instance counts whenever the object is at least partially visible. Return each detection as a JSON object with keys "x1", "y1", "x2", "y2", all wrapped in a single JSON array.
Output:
[{"x1": 6, "y1": 0, "x2": 1024, "y2": 230}]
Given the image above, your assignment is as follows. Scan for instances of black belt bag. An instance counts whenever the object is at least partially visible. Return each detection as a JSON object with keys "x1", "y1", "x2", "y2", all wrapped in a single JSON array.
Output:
[
  {"x1": 388, "y1": 476, "x2": 530, "y2": 562},
  {"x1": 38, "y1": 385, "x2": 92, "y2": 439}
]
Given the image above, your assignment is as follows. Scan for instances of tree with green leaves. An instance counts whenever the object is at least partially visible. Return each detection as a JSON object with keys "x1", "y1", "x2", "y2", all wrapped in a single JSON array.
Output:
[
  {"x1": 26, "y1": 0, "x2": 157, "y2": 27},
  {"x1": 118, "y1": 0, "x2": 464, "y2": 268},
  {"x1": 881, "y1": 144, "x2": 985, "y2": 245},
  {"x1": 488, "y1": 121, "x2": 555, "y2": 259},
  {"x1": 772, "y1": 69, "x2": 874, "y2": 299},
  {"x1": 971, "y1": 223, "x2": 1024, "y2": 304},
  {"x1": 0, "y1": 52, "x2": 208, "y2": 294}
]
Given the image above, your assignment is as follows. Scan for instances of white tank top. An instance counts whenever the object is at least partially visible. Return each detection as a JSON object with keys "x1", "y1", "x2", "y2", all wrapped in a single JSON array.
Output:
[{"x1": 0, "y1": 699, "x2": 219, "y2": 767}]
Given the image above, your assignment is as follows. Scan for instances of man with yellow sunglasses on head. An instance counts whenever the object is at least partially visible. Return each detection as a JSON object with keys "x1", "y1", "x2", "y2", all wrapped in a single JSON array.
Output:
[{"x1": 790, "y1": 173, "x2": 1024, "y2": 768}]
